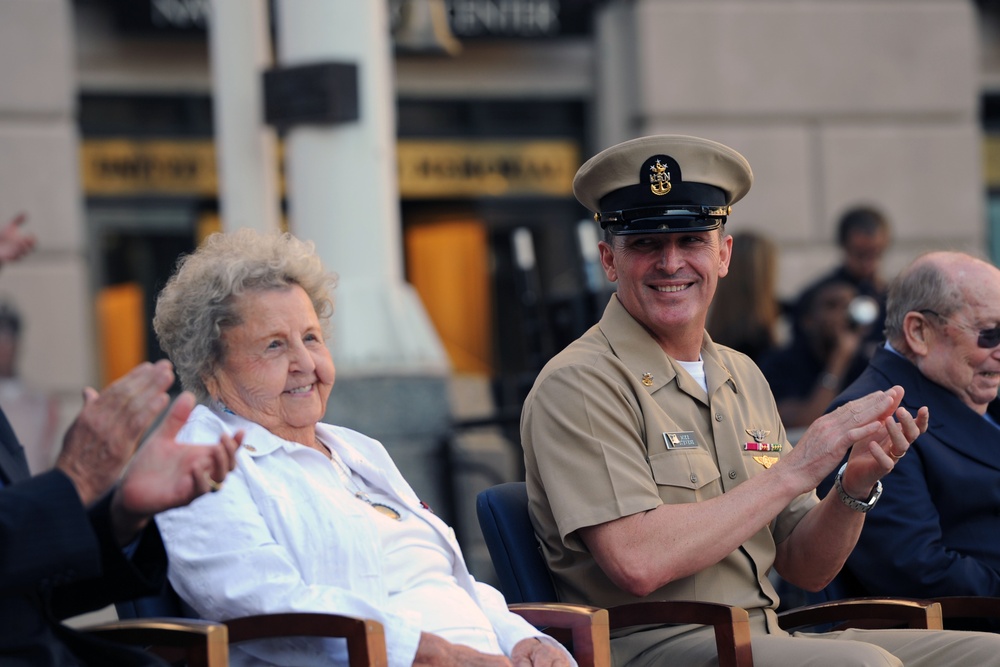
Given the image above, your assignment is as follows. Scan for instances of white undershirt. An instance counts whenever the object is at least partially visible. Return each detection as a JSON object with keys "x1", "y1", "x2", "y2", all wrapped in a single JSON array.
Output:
[{"x1": 676, "y1": 357, "x2": 708, "y2": 393}]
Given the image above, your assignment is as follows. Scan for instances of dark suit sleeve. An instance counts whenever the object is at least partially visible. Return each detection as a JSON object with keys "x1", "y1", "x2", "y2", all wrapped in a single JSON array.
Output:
[
  {"x1": 47, "y1": 492, "x2": 167, "y2": 620},
  {"x1": 0, "y1": 470, "x2": 103, "y2": 597},
  {"x1": 845, "y1": 447, "x2": 1000, "y2": 599},
  {"x1": 1, "y1": 469, "x2": 167, "y2": 619},
  {"x1": 821, "y1": 358, "x2": 1000, "y2": 601}
]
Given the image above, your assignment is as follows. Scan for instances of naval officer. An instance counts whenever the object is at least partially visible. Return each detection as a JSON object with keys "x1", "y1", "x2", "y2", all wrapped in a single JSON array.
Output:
[{"x1": 520, "y1": 134, "x2": 1000, "y2": 666}]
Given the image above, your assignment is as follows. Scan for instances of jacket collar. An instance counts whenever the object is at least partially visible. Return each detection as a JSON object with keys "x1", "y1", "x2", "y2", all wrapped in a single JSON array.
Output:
[
  {"x1": 207, "y1": 406, "x2": 420, "y2": 507},
  {"x1": 870, "y1": 346, "x2": 1000, "y2": 469}
]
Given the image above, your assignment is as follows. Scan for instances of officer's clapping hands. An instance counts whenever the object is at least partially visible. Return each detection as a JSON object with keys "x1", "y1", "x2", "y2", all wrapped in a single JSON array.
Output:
[{"x1": 784, "y1": 385, "x2": 928, "y2": 498}]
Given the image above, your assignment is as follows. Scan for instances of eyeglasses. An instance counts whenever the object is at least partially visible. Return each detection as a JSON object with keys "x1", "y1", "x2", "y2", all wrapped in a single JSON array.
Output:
[{"x1": 919, "y1": 310, "x2": 1000, "y2": 349}]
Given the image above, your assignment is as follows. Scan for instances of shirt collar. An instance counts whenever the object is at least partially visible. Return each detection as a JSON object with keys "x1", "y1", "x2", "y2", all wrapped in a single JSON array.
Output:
[{"x1": 598, "y1": 295, "x2": 738, "y2": 401}]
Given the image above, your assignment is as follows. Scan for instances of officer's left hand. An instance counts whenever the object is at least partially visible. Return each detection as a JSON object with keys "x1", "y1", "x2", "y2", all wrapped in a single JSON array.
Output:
[{"x1": 841, "y1": 398, "x2": 928, "y2": 500}]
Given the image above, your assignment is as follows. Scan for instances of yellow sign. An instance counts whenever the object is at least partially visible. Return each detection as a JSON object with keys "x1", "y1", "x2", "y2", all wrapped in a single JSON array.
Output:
[
  {"x1": 984, "y1": 136, "x2": 1000, "y2": 189},
  {"x1": 397, "y1": 139, "x2": 579, "y2": 198},
  {"x1": 80, "y1": 138, "x2": 580, "y2": 199},
  {"x1": 80, "y1": 139, "x2": 218, "y2": 196}
]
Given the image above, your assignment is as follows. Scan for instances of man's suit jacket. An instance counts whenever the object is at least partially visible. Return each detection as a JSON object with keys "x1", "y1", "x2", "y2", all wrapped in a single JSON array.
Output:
[
  {"x1": 817, "y1": 346, "x2": 1000, "y2": 627},
  {"x1": 0, "y1": 407, "x2": 168, "y2": 666}
]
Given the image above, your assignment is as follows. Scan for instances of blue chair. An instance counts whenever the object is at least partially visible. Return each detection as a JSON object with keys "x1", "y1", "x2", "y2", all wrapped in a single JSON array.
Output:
[
  {"x1": 477, "y1": 482, "x2": 755, "y2": 667},
  {"x1": 477, "y1": 482, "x2": 948, "y2": 667},
  {"x1": 476, "y1": 480, "x2": 559, "y2": 604}
]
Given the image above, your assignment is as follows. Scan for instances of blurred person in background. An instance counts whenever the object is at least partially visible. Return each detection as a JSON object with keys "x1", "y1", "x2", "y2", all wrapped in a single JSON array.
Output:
[
  {"x1": 0, "y1": 298, "x2": 60, "y2": 473},
  {"x1": 794, "y1": 205, "x2": 891, "y2": 358},
  {"x1": 706, "y1": 230, "x2": 781, "y2": 363},
  {"x1": 0, "y1": 213, "x2": 58, "y2": 472},
  {"x1": 759, "y1": 277, "x2": 873, "y2": 430}
]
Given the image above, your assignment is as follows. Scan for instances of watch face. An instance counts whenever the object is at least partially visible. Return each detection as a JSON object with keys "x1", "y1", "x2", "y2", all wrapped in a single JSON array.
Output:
[{"x1": 835, "y1": 464, "x2": 881, "y2": 513}]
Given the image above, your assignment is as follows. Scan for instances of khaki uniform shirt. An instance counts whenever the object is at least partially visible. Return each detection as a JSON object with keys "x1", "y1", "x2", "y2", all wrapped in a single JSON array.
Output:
[{"x1": 521, "y1": 295, "x2": 818, "y2": 623}]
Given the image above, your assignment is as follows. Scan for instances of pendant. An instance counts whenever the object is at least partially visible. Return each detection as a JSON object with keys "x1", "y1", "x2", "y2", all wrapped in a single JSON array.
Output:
[
  {"x1": 355, "y1": 492, "x2": 402, "y2": 520},
  {"x1": 371, "y1": 502, "x2": 403, "y2": 520}
]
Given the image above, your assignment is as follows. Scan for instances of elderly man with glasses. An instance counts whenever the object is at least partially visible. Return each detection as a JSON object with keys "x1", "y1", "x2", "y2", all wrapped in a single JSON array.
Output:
[{"x1": 818, "y1": 251, "x2": 1000, "y2": 630}]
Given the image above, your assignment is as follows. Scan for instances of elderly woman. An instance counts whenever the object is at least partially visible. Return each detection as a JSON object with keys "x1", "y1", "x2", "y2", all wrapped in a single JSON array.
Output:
[{"x1": 153, "y1": 229, "x2": 572, "y2": 667}]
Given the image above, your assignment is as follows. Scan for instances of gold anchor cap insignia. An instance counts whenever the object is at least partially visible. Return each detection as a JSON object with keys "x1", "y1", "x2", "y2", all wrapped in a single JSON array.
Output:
[
  {"x1": 649, "y1": 159, "x2": 671, "y2": 196},
  {"x1": 641, "y1": 372, "x2": 654, "y2": 387}
]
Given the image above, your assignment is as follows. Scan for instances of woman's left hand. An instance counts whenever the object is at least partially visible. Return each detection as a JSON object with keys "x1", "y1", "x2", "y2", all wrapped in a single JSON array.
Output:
[{"x1": 511, "y1": 638, "x2": 571, "y2": 667}]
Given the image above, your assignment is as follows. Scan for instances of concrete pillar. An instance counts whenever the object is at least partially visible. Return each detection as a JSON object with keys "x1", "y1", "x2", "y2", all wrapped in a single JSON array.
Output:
[
  {"x1": 208, "y1": 0, "x2": 282, "y2": 234},
  {"x1": 273, "y1": 0, "x2": 446, "y2": 374},
  {"x1": 272, "y1": 0, "x2": 453, "y2": 519}
]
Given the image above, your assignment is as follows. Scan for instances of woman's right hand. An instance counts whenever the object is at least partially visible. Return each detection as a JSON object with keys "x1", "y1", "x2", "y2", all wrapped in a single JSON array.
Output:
[{"x1": 413, "y1": 632, "x2": 513, "y2": 667}]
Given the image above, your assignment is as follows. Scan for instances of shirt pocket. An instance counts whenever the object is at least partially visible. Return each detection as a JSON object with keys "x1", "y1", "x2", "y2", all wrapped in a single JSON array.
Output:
[{"x1": 648, "y1": 448, "x2": 722, "y2": 502}]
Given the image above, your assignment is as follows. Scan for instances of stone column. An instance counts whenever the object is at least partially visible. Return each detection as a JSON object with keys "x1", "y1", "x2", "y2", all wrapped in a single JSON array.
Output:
[
  {"x1": 272, "y1": 0, "x2": 453, "y2": 519},
  {"x1": 208, "y1": 0, "x2": 282, "y2": 234}
]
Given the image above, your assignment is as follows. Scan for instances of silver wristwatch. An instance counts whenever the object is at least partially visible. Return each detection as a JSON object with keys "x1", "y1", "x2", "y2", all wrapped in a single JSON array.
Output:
[{"x1": 833, "y1": 462, "x2": 882, "y2": 513}]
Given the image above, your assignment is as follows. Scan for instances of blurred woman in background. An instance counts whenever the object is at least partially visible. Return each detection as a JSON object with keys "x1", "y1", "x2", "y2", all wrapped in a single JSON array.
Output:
[{"x1": 706, "y1": 230, "x2": 781, "y2": 363}]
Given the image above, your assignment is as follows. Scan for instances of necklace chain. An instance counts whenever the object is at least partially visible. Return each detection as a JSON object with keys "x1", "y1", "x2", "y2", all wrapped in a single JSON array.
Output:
[{"x1": 326, "y1": 448, "x2": 402, "y2": 520}]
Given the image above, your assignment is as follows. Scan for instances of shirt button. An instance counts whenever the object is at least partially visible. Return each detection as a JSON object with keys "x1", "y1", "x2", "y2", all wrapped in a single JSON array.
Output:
[
  {"x1": 715, "y1": 413, "x2": 724, "y2": 422},
  {"x1": 729, "y1": 470, "x2": 738, "y2": 479},
  {"x1": 690, "y1": 474, "x2": 698, "y2": 483}
]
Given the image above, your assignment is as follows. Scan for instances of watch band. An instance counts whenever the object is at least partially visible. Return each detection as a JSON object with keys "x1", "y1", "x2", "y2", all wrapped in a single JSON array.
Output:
[{"x1": 833, "y1": 462, "x2": 882, "y2": 513}]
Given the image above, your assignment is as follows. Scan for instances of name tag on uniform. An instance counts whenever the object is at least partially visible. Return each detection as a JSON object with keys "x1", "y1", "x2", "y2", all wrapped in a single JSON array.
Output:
[{"x1": 663, "y1": 431, "x2": 697, "y2": 449}]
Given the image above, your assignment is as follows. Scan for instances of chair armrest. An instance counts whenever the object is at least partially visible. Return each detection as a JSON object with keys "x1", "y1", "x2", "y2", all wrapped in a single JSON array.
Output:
[
  {"x1": 510, "y1": 602, "x2": 611, "y2": 667},
  {"x1": 83, "y1": 617, "x2": 228, "y2": 667},
  {"x1": 778, "y1": 597, "x2": 943, "y2": 631},
  {"x1": 932, "y1": 596, "x2": 1000, "y2": 620},
  {"x1": 932, "y1": 596, "x2": 1000, "y2": 632},
  {"x1": 607, "y1": 601, "x2": 753, "y2": 667},
  {"x1": 225, "y1": 612, "x2": 387, "y2": 667}
]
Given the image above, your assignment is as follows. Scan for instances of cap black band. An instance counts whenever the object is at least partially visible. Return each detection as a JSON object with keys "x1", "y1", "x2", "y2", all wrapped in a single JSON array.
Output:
[
  {"x1": 595, "y1": 179, "x2": 731, "y2": 234},
  {"x1": 598, "y1": 204, "x2": 731, "y2": 224},
  {"x1": 597, "y1": 204, "x2": 730, "y2": 234}
]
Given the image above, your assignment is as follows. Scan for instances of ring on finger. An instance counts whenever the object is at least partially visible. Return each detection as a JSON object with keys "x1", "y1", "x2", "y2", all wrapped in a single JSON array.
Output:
[{"x1": 204, "y1": 471, "x2": 223, "y2": 493}]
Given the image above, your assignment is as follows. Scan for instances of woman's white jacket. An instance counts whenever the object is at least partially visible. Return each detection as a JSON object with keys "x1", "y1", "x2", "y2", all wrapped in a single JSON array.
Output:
[{"x1": 156, "y1": 405, "x2": 566, "y2": 667}]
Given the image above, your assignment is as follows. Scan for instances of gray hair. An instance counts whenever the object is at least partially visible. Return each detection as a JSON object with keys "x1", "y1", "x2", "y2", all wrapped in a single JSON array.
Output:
[
  {"x1": 884, "y1": 255, "x2": 962, "y2": 345},
  {"x1": 153, "y1": 229, "x2": 336, "y2": 403}
]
